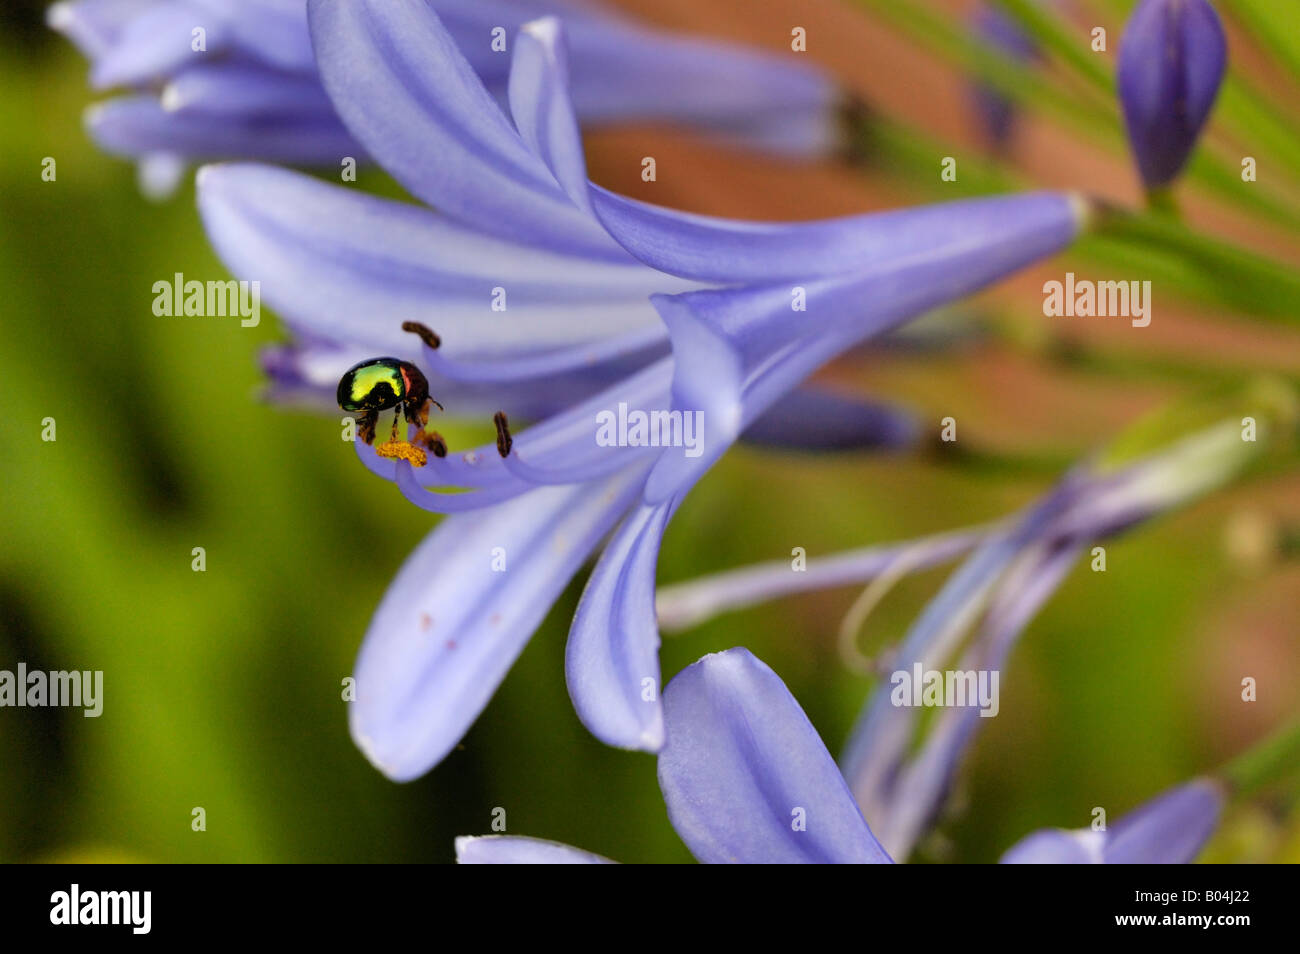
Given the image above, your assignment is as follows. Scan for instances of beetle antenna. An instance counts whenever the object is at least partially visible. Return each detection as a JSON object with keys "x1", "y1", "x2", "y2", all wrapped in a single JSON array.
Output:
[{"x1": 401, "y1": 321, "x2": 441, "y2": 350}]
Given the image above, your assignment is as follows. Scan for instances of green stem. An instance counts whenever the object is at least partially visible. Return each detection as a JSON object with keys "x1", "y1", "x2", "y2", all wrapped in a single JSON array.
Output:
[
  {"x1": 1144, "y1": 186, "x2": 1181, "y2": 218},
  {"x1": 1090, "y1": 202, "x2": 1300, "y2": 322},
  {"x1": 1222, "y1": 720, "x2": 1300, "y2": 798}
]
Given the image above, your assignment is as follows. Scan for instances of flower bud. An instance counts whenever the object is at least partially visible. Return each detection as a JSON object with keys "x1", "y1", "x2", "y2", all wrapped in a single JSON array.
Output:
[{"x1": 1118, "y1": 0, "x2": 1227, "y2": 189}]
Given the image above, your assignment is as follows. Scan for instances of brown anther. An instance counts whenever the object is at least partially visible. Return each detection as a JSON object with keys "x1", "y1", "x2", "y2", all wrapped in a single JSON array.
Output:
[
  {"x1": 493, "y1": 411, "x2": 513, "y2": 458},
  {"x1": 401, "y1": 320, "x2": 441, "y2": 350},
  {"x1": 419, "y1": 430, "x2": 448, "y2": 458}
]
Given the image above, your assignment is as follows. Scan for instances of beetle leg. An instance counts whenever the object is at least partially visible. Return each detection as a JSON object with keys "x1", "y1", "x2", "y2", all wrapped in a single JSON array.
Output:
[
  {"x1": 390, "y1": 409, "x2": 402, "y2": 442},
  {"x1": 357, "y1": 409, "x2": 379, "y2": 445}
]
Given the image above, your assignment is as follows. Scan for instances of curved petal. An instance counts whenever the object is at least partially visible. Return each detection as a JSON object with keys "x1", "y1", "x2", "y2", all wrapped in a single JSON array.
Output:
[
  {"x1": 565, "y1": 499, "x2": 672, "y2": 751},
  {"x1": 658, "y1": 648, "x2": 892, "y2": 864},
  {"x1": 163, "y1": 61, "x2": 336, "y2": 117},
  {"x1": 874, "y1": 539, "x2": 1084, "y2": 860},
  {"x1": 841, "y1": 475, "x2": 1089, "y2": 835},
  {"x1": 1104, "y1": 778, "x2": 1224, "y2": 864},
  {"x1": 1001, "y1": 779, "x2": 1224, "y2": 864},
  {"x1": 196, "y1": 162, "x2": 683, "y2": 355},
  {"x1": 641, "y1": 293, "x2": 744, "y2": 505},
  {"x1": 89, "y1": 0, "x2": 223, "y2": 89},
  {"x1": 589, "y1": 189, "x2": 1084, "y2": 284},
  {"x1": 306, "y1": 0, "x2": 619, "y2": 258},
  {"x1": 349, "y1": 465, "x2": 647, "y2": 781},
  {"x1": 455, "y1": 834, "x2": 616, "y2": 865},
  {"x1": 88, "y1": 96, "x2": 361, "y2": 162},
  {"x1": 508, "y1": 18, "x2": 591, "y2": 213},
  {"x1": 189, "y1": 0, "x2": 316, "y2": 74},
  {"x1": 641, "y1": 193, "x2": 1081, "y2": 502},
  {"x1": 1000, "y1": 829, "x2": 1105, "y2": 864},
  {"x1": 47, "y1": 0, "x2": 157, "y2": 60}
]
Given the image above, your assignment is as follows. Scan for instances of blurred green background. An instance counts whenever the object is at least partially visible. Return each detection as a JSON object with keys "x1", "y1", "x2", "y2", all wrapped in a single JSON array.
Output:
[{"x1": 2, "y1": 0, "x2": 1298, "y2": 863}]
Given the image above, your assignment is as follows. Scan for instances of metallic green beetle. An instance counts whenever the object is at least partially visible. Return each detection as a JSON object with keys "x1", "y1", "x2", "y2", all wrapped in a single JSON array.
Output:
[{"x1": 337, "y1": 356, "x2": 444, "y2": 452}]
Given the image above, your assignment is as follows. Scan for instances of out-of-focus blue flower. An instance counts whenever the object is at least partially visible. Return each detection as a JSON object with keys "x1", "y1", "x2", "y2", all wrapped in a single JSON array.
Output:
[
  {"x1": 457, "y1": 651, "x2": 1222, "y2": 864},
  {"x1": 1001, "y1": 778, "x2": 1224, "y2": 863},
  {"x1": 457, "y1": 648, "x2": 894, "y2": 864},
  {"x1": 657, "y1": 396, "x2": 1288, "y2": 859},
  {"x1": 198, "y1": 1, "x2": 1086, "y2": 781},
  {"x1": 1117, "y1": 0, "x2": 1227, "y2": 189},
  {"x1": 970, "y1": 4, "x2": 1040, "y2": 147},
  {"x1": 49, "y1": 0, "x2": 842, "y2": 192}
]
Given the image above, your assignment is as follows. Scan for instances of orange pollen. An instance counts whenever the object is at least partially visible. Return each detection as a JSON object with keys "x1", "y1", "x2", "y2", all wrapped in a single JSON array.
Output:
[{"x1": 375, "y1": 440, "x2": 428, "y2": 468}]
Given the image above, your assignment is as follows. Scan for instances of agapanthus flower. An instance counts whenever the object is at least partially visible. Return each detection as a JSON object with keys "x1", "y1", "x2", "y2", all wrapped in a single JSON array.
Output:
[
  {"x1": 657, "y1": 387, "x2": 1292, "y2": 859},
  {"x1": 456, "y1": 649, "x2": 1222, "y2": 864},
  {"x1": 49, "y1": 0, "x2": 842, "y2": 196},
  {"x1": 457, "y1": 648, "x2": 894, "y2": 864},
  {"x1": 198, "y1": 0, "x2": 1088, "y2": 781},
  {"x1": 1117, "y1": 0, "x2": 1227, "y2": 190}
]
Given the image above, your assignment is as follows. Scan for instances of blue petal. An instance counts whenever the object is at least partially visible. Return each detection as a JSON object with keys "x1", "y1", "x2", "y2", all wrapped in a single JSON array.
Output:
[
  {"x1": 88, "y1": 96, "x2": 361, "y2": 162},
  {"x1": 873, "y1": 540, "x2": 1084, "y2": 859},
  {"x1": 841, "y1": 475, "x2": 1089, "y2": 845},
  {"x1": 508, "y1": 18, "x2": 591, "y2": 213},
  {"x1": 565, "y1": 500, "x2": 673, "y2": 751},
  {"x1": 196, "y1": 162, "x2": 687, "y2": 355},
  {"x1": 741, "y1": 387, "x2": 919, "y2": 451},
  {"x1": 658, "y1": 648, "x2": 892, "y2": 864},
  {"x1": 1001, "y1": 779, "x2": 1224, "y2": 864},
  {"x1": 306, "y1": 0, "x2": 619, "y2": 258},
  {"x1": 189, "y1": 0, "x2": 316, "y2": 74},
  {"x1": 90, "y1": 0, "x2": 223, "y2": 89},
  {"x1": 350, "y1": 466, "x2": 648, "y2": 781},
  {"x1": 641, "y1": 192, "x2": 1082, "y2": 502},
  {"x1": 590, "y1": 189, "x2": 1083, "y2": 283},
  {"x1": 46, "y1": 0, "x2": 157, "y2": 59},
  {"x1": 1104, "y1": 778, "x2": 1224, "y2": 864},
  {"x1": 1000, "y1": 829, "x2": 1104, "y2": 864},
  {"x1": 162, "y1": 61, "x2": 335, "y2": 117},
  {"x1": 455, "y1": 835, "x2": 616, "y2": 864}
]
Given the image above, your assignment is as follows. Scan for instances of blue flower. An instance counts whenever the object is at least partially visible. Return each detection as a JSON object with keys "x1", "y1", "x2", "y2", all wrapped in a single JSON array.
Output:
[
  {"x1": 1001, "y1": 778, "x2": 1225, "y2": 863},
  {"x1": 1117, "y1": 0, "x2": 1227, "y2": 190},
  {"x1": 455, "y1": 649, "x2": 1221, "y2": 864},
  {"x1": 658, "y1": 396, "x2": 1286, "y2": 858},
  {"x1": 50, "y1": 0, "x2": 843, "y2": 193},
  {"x1": 970, "y1": 4, "x2": 1040, "y2": 147},
  {"x1": 197, "y1": 2, "x2": 1087, "y2": 780},
  {"x1": 458, "y1": 648, "x2": 894, "y2": 864}
]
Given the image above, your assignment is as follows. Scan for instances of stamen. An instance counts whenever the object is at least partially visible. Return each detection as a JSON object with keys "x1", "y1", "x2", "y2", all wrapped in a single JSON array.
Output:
[
  {"x1": 402, "y1": 320, "x2": 441, "y2": 350},
  {"x1": 493, "y1": 411, "x2": 513, "y2": 458},
  {"x1": 418, "y1": 430, "x2": 448, "y2": 458},
  {"x1": 837, "y1": 542, "x2": 935, "y2": 676},
  {"x1": 375, "y1": 440, "x2": 428, "y2": 468}
]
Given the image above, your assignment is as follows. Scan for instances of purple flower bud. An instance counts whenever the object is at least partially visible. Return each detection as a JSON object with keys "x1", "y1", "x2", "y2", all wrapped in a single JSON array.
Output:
[
  {"x1": 1117, "y1": 0, "x2": 1227, "y2": 189},
  {"x1": 970, "y1": 5, "x2": 1039, "y2": 147}
]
